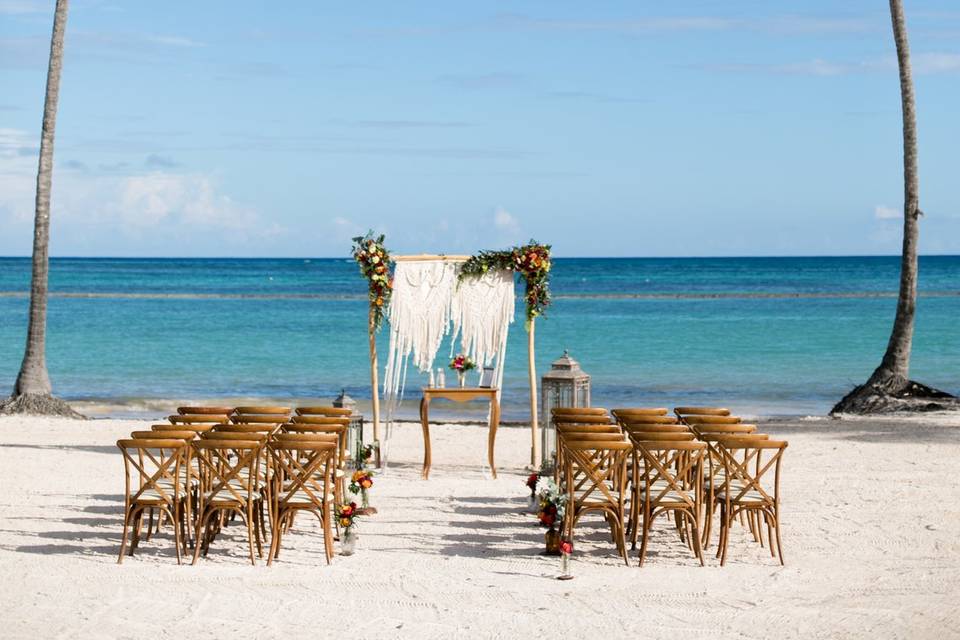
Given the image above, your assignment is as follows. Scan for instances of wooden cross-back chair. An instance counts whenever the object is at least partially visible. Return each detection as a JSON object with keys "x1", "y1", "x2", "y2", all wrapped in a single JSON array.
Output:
[
  {"x1": 191, "y1": 438, "x2": 266, "y2": 565},
  {"x1": 282, "y1": 423, "x2": 347, "y2": 503},
  {"x1": 131, "y1": 430, "x2": 198, "y2": 541},
  {"x1": 554, "y1": 424, "x2": 622, "y2": 483},
  {"x1": 267, "y1": 434, "x2": 338, "y2": 565},
  {"x1": 631, "y1": 439, "x2": 707, "y2": 567},
  {"x1": 697, "y1": 431, "x2": 768, "y2": 548},
  {"x1": 561, "y1": 438, "x2": 632, "y2": 565},
  {"x1": 117, "y1": 438, "x2": 189, "y2": 564},
  {"x1": 713, "y1": 437, "x2": 788, "y2": 566}
]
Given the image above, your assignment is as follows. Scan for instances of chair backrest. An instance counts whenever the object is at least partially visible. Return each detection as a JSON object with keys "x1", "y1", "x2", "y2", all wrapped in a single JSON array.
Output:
[
  {"x1": 152, "y1": 423, "x2": 215, "y2": 434},
  {"x1": 295, "y1": 406, "x2": 353, "y2": 417},
  {"x1": 633, "y1": 440, "x2": 707, "y2": 508},
  {"x1": 713, "y1": 438, "x2": 788, "y2": 505},
  {"x1": 233, "y1": 406, "x2": 291, "y2": 415},
  {"x1": 682, "y1": 415, "x2": 742, "y2": 425},
  {"x1": 561, "y1": 439, "x2": 633, "y2": 508},
  {"x1": 177, "y1": 406, "x2": 233, "y2": 416},
  {"x1": 201, "y1": 429, "x2": 269, "y2": 442},
  {"x1": 692, "y1": 423, "x2": 757, "y2": 435},
  {"x1": 131, "y1": 430, "x2": 197, "y2": 440},
  {"x1": 556, "y1": 423, "x2": 621, "y2": 435},
  {"x1": 230, "y1": 414, "x2": 289, "y2": 426},
  {"x1": 168, "y1": 414, "x2": 229, "y2": 425},
  {"x1": 618, "y1": 415, "x2": 679, "y2": 425},
  {"x1": 268, "y1": 435, "x2": 337, "y2": 508},
  {"x1": 620, "y1": 423, "x2": 689, "y2": 434},
  {"x1": 612, "y1": 408, "x2": 668, "y2": 419},
  {"x1": 552, "y1": 413, "x2": 613, "y2": 425},
  {"x1": 290, "y1": 415, "x2": 351, "y2": 426},
  {"x1": 192, "y1": 439, "x2": 263, "y2": 504},
  {"x1": 674, "y1": 406, "x2": 731, "y2": 417},
  {"x1": 552, "y1": 407, "x2": 607, "y2": 417},
  {"x1": 623, "y1": 428, "x2": 696, "y2": 442},
  {"x1": 117, "y1": 439, "x2": 188, "y2": 506}
]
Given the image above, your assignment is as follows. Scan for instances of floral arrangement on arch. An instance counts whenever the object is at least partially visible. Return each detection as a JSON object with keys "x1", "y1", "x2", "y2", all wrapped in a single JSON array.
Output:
[
  {"x1": 351, "y1": 231, "x2": 393, "y2": 331},
  {"x1": 458, "y1": 240, "x2": 552, "y2": 327},
  {"x1": 535, "y1": 476, "x2": 567, "y2": 529}
]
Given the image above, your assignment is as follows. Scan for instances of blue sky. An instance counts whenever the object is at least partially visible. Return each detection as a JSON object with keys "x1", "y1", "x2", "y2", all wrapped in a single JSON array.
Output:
[{"x1": 1, "y1": 0, "x2": 959, "y2": 257}]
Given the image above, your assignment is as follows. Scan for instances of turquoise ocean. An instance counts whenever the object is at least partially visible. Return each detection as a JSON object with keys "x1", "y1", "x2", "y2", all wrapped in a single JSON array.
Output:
[{"x1": 0, "y1": 256, "x2": 958, "y2": 419}]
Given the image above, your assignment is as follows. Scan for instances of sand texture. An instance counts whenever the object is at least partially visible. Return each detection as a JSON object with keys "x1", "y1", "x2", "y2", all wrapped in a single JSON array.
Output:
[{"x1": 1, "y1": 415, "x2": 959, "y2": 639}]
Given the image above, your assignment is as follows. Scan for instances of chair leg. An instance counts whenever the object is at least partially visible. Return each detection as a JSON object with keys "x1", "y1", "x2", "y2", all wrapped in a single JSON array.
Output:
[
  {"x1": 117, "y1": 508, "x2": 132, "y2": 564},
  {"x1": 720, "y1": 508, "x2": 732, "y2": 567},
  {"x1": 638, "y1": 507, "x2": 652, "y2": 567},
  {"x1": 192, "y1": 509, "x2": 214, "y2": 565},
  {"x1": 171, "y1": 506, "x2": 182, "y2": 565},
  {"x1": 774, "y1": 513, "x2": 785, "y2": 565},
  {"x1": 246, "y1": 507, "x2": 257, "y2": 566}
]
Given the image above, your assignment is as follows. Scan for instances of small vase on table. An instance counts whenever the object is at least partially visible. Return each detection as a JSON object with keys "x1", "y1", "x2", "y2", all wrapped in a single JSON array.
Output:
[{"x1": 457, "y1": 371, "x2": 466, "y2": 388}]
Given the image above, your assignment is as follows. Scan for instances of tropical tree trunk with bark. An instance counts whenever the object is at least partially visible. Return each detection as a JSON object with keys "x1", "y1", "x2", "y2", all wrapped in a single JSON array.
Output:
[
  {"x1": 831, "y1": 0, "x2": 957, "y2": 415},
  {"x1": 1, "y1": 0, "x2": 81, "y2": 417}
]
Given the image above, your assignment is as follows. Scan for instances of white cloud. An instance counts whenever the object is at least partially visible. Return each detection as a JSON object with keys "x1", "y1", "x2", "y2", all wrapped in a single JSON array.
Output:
[
  {"x1": 875, "y1": 205, "x2": 901, "y2": 220},
  {"x1": 493, "y1": 206, "x2": 519, "y2": 230},
  {"x1": 0, "y1": 128, "x2": 278, "y2": 254}
]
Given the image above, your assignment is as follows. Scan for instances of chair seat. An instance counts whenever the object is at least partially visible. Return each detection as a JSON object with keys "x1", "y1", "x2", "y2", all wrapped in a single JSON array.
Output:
[{"x1": 715, "y1": 489, "x2": 773, "y2": 504}]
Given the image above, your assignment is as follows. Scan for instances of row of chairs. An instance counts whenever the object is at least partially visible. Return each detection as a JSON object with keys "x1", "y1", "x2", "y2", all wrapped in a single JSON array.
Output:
[
  {"x1": 551, "y1": 406, "x2": 788, "y2": 567},
  {"x1": 116, "y1": 405, "x2": 352, "y2": 566}
]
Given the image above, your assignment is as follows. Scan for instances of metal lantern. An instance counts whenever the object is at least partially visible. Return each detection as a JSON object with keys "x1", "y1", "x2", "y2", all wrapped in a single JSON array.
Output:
[
  {"x1": 540, "y1": 350, "x2": 591, "y2": 469},
  {"x1": 333, "y1": 389, "x2": 365, "y2": 466}
]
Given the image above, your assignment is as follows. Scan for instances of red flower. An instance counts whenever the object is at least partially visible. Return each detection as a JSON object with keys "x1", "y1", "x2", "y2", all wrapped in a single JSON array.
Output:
[
  {"x1": 525, "y1": 473, "x2": 538, "y2": 490},
  {"x1": 559, "y1": 540, "x2": 573, "y2": 555},
  {"x1": 539, "y1": 513, "x2": 555, "y2": 527}
]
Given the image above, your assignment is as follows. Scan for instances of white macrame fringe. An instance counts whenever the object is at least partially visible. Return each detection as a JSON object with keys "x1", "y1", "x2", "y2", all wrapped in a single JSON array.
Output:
[{"x1": 381, "y1": 260, "x2": 514, "y2": 467}]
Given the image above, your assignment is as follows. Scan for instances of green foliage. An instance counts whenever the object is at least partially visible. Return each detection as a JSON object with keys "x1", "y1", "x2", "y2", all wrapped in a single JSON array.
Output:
[{"x1": 459, "y1": 240, "x2": 552, "y2": 324}]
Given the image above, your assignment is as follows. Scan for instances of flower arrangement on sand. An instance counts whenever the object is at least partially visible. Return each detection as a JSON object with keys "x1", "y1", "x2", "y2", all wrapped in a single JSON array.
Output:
[
  {"x1": 349, "y1": 468, "x2": 374, "y2": 510},
  {"x1": 336, "y1": 502, "x2": 361, "y2": 530},
  {"x1": 525, "y1": 472, "x2": 539, "y2": 497},
  {"x1": 351, "y1": 231, "x2": 393, "y2": 331},
  {"x1": 535, "y1": 477, "x2": 566, "y2": 529}
]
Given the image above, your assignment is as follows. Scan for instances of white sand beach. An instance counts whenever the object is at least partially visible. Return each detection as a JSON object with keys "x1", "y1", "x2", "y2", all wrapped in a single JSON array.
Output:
[{"x1": 1, "y1": 415, "x2": 959, "y2": 639}]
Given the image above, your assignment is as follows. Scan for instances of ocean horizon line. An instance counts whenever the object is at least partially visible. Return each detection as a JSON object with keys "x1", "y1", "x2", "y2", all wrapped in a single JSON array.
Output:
[
  {"x1": 1, "y1": 253, "x2": 960, "y2": 261},
  {"x1": 3, "y1": 290, "x2": 960, "y2": 301}
]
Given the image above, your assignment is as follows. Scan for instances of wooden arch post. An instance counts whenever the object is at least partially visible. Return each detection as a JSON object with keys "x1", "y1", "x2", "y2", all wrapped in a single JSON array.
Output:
[
  {"x1": 368, "y1": 307, "x2": 381, "y2": 464},
  {"x1": 528, "y1": 318, "x2": 539, "y2": 468}
]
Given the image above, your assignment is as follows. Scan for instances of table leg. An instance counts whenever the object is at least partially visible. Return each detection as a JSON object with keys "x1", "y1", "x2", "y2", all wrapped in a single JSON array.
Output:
[
  {"x1": 487, "y1": 397, "x2": 500, "y2": 479},
  {"x1": 420, "y1": 396, "x2": 431, "y2": 480}
]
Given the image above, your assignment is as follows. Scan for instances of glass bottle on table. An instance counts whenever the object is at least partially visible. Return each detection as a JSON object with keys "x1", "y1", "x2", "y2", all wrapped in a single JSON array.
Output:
[
  {"x1": 428, "y1": 369, "x2": 435, "y2": 388},
  {"x1": 437, "y1": 368, "x2": 446, "y2": 388}
]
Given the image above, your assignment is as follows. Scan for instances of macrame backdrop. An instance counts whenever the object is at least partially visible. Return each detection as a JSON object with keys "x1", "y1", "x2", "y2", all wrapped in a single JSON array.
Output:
[
  {"x1": 381, "y1": 259, "x2": 514, "y2": 465},
  {"x1": 451, "y1": 268, "x2": 515, "y2": 393}
]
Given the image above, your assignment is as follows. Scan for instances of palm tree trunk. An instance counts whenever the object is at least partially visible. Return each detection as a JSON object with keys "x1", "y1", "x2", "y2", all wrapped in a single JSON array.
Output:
[
  {"x1": 2, "y1": 0, "x2": 80, "y2": 417},
  {"x1": 865, "y1": 0, "x2": 919, "y2": 392},
  {"x1": 831, "y1": 0, "x2": 957, "y2": 414}
]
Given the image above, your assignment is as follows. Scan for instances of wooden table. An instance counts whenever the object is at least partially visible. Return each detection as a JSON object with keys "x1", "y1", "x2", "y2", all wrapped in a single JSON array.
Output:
[{"x1": 419, "y1": 387, "x2": 500, "y2": 480}]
